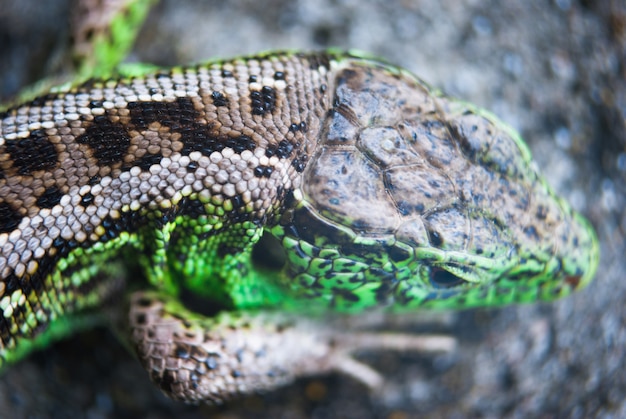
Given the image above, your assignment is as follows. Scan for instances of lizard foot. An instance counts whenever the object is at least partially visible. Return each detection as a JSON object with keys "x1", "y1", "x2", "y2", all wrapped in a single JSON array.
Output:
[{"x1": 128, "y1": 290, "x2": 456, "y2": 404}]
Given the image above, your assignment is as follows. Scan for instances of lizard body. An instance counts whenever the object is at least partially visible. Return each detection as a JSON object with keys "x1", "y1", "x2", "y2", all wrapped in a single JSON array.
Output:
[{"x1": 0, "y1": 37, "x2": 599, "y2": 403}]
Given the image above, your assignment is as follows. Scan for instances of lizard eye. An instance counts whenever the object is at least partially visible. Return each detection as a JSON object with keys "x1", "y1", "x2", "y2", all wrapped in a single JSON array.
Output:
[
  {"x1": 429, "y1": 267, "x2": 466, "y2": 289},
  {"x1": 252, "y1": 231, "x2": 286, "y2": 271}
]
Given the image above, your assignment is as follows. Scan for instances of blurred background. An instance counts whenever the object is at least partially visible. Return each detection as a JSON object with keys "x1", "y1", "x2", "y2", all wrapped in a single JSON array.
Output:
[{"x1": 0, "y1": 0, "x2": 624, "y2": 417}]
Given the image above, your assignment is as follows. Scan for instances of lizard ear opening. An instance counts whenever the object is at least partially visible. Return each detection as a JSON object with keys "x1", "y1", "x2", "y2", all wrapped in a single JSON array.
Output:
[{"x1": 252, "y1": 231, "x2": 287, "y2": 271}]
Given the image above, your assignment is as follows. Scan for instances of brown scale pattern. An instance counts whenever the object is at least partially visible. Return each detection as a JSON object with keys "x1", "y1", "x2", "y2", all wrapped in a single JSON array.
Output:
[{"x1": 0, "y1": 52, "x2": 333, "y2": 352}]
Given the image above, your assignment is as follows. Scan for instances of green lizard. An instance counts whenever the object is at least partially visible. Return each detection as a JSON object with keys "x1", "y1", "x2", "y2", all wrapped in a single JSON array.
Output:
[{"x1": 0, "y1": 0, "x2": 599, "y2": 404}]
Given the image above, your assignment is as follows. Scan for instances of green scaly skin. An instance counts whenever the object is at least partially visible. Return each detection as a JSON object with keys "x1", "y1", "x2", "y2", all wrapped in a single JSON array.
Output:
[{"x1": 0, "y1": 0, "x2": 599, "y2": 404}]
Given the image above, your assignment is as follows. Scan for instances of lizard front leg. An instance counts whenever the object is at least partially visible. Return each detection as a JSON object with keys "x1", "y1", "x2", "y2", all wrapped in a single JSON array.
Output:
[{"x1": 127, "y1": 290, "x2": 456, "y2": 404}]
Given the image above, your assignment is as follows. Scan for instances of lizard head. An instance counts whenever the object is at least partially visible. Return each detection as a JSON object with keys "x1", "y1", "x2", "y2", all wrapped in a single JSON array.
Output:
[{"x1": 267, "y1": 56, "x2": 599, "y2": 311}]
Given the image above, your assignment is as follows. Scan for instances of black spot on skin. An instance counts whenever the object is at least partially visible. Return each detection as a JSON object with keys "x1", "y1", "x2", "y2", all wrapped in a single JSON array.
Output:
[
  {"x1": 265, "y1": 140, "x2": 294, "y2": 159},
  {"x1": 274, "y1": 71, "x2": 285, "y2": 80},
  {"x1": 5, "y1": 130, "x2": 58, "y2": 175},
  {"x1": 374, "y1": 280, "x2": 395, "y2": 304},
  {"x1": 187, "y1": 161, "x2": 198, "y2": 171},
  {"x1": 387, "y1": 245, "x2": 412, "y2": 263},
  {"x1": 334, "y1": 288, "x2": 360, "y2": 303},
  {"x1": 77, "y1": 117, "x2": 131, "y2": 166},
  {"x1": 248, "y1": 75, "x2": 258, "y2": 83},
  {"x1": 427, "y1": 228, "x2": 444, "y2": 247},
  {"x1": 88, "y1": 100, "x2": 103, "y2": 108},
  {"x1": 262, "y1": 86, "x2": 277, "y2": 110},
  {"x1": 288, "y1": 122, "x2": 308, "y2": 133},
  {"x1": 180, "y1": 128, "x2": 225, "y2": 156},
  {"x1": 367, "y1": 267, "x2": 391, "y2": 285},
  {"x1": 250, "y1": 86, "x2": 276, "y2": 115},
  {"x1": 88, "y1": 175, "x2": 101, "y2": 185},
  {"x1": 276, "y1": 140, "x2": 293, "y2": 159},
  {"x1": 36, "y1": 186, "x2": 63, "y2": 208},
  {"x1": 128, "y1": 97, "x2": 200, "y2": 131},
  {"x1": 134, "y1": 153, "x2": 163, "y2": 171},
  {"x1": 211, "y1": 91, "x2": 228, "y2": 107},
  {"x1": 175, "y1": 344, "x2": 190, "y2": 359},
  {"x1": 291, "y1": 157, "x2": 307, "y2": 172},
  {"x1": 53, "y1": 236, "x2": 79, "y2": 253},
  {"x1": 250, "y1": 91, "x2": 265, "y2": 115},
  {"x1": 254, "y1": 165, "x2": 273, "y2": 178},
  {"x1": 399, "y1": 201, "x2": 425, "y2": 216},
  {"x1": 231, "y1": 195, "x2": 244, "y2": 209},
  {"x1": 127, "y1": 98, "x2": 228, "y2": 157},
  {"x1": 100, "y1": 212, "x2": 143, "y2": 241},
  {"x1": 221, "y1": 69, "x2": 234, "y2": 78},
  {"x1": 0, "y1": 201, "x2": 22, "y2": 233},
  {"x1": 80, "y1": 192, "x2": 94, "y2": 207},
  {"x1": 226, "y1": 135, "x2": 256, "y2": 153},
  {"x1": 320, "y1": 84, "x2": 327, "y2": 93},
  {"x1": 3, "y1": 271, "x2": 19, "y2": 295},
  {"x1": 178, "y1": 198, "x2": 206, "y2": 218}
]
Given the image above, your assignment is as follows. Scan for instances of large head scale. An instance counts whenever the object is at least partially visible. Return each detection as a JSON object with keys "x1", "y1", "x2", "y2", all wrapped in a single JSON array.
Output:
[{"x1": 270, "y1": 56, "x2": 599, "y2": 311}]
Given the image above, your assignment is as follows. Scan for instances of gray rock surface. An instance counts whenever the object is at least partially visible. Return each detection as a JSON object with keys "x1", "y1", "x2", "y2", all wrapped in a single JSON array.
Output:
[{"x1": 0, "y1": 0, "x2": 624, "y2": 417}]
